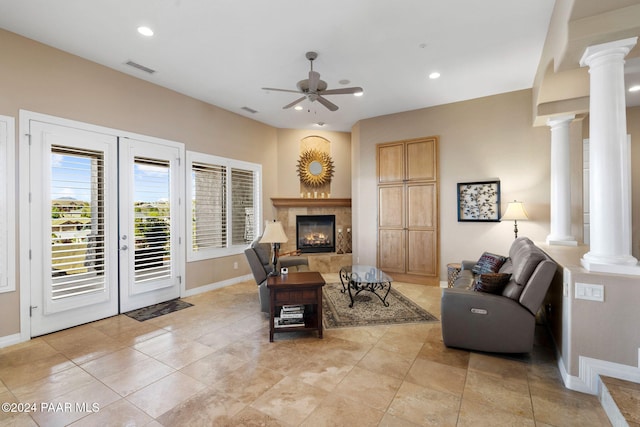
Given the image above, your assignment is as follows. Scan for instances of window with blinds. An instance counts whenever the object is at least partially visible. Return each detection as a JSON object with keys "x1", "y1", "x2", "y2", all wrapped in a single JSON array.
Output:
[
  {"x1": 0, "y1": 117, "x2": 14, "y2": 294},
  {"x1": 187, "y1": 152, "x2": 261, "y2": 261},
  {"x1": 50, "y1": 145, "x2": 106, "y2": 299},
  {"x1": 133, "y1": 157, "x2": 172, "y2": 284}
]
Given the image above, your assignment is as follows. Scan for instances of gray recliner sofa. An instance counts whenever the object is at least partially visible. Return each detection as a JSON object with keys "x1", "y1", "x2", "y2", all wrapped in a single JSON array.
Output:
[
  {"x1": 441, "y1": 237, "x2": 557, "y2": 353},
  {"x1": 244, "y1": 239, "x2": 309, "y2": 313}
]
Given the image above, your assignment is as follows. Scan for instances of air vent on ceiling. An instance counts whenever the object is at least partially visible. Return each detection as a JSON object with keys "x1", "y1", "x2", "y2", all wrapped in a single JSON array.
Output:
[
  {"x1": 125, "y1": 60, "x2": 156, "y2": 74},
  {"x1": 241, "y1": 106, "x2": 258, "y2": 114}
]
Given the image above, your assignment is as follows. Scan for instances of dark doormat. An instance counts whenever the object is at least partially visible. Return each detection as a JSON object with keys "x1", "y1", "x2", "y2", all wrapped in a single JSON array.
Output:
[{"x1": 124, "y1": 298, "x2": 193, "y2": 322}]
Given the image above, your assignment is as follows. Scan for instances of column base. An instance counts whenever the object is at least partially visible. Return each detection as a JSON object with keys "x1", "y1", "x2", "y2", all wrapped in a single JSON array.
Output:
[
  {"x1": 546, "y1": 235, "x2": 578, "y2": 246},
  {"x1": 581, "y1": 252, "x2": 640, "y2": 275}
]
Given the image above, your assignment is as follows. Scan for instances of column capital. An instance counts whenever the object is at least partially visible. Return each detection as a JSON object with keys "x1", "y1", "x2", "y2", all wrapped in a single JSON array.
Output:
[
  {"x1": 546, "y1": 114, "x2": 575, "y2": 128},
  {"x1": 580, "y1": 37, "x2": 637, "y2": 67}
]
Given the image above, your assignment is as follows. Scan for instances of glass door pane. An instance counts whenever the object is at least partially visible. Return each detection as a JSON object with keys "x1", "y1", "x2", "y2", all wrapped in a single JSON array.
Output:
[
  {"x1": 51, "y1": 146, "x2": 106, "y2": 299},
  {"x1": 133, "y1": 157, "x2": 172, "y2": 284}
]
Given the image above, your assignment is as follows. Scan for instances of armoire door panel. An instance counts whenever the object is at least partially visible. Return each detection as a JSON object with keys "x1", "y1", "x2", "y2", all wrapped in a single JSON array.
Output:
[
  {"x1": 377, "y1": 143, "x2": 405, "y2": 183},
  {"x1": 406, "y1": 138, "x2": 437, "y2": 181},
  {"x1": 407, "y1": 230, "x2": 437, "y2": 276},
  {"x1": 407, "y1": 183, "x2": 436, "y2": 228},
  {"x1": 379, "y1": 185, "x2": 404, "y2": 228},
  {"x1": 378, "y1": 229, "x2": 405, "y2": 273}
]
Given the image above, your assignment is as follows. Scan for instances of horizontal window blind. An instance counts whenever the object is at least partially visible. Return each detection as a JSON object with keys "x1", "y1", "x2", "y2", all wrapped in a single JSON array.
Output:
[
  {"x1": 50, "y1": 145, "x2": 106, "y2": 299},
  {"x1": 192, "y1": 162, "x2": 226, "y2": 250},
  {"x1": 133, "y1": 157, "x2": 172, "y2": 284},
  {"x1": 231, "y1": 168, "x2": 255, "y2": 245},
  {"x1": 0, "y1": 122, "x2": 6, "y2": 291}
]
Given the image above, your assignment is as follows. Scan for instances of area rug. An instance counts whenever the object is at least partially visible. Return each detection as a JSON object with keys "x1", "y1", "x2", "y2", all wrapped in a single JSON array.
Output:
[
  {"x1": 322, "y1": 282, "x2": 438, "y2": 328},
  {"x1": 124, "y1": 298, "x2": 193, "y2": 322}
]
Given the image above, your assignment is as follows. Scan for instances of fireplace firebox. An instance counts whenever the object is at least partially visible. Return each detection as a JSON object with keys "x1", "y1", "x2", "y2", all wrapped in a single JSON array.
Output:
[{"x1": 296, "y1": 215, "x2": 335, "y2": 253}]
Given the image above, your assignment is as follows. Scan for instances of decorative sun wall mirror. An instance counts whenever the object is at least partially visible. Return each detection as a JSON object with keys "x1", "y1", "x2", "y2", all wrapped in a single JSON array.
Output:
[{"x1": 297, "y1": 149, "x2": 335, "y2": 187}]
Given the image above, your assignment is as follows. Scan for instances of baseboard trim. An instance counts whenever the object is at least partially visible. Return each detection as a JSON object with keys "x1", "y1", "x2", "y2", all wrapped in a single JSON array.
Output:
[
  {"x1": 0, "y1": 333, "x2": 24, "y2": 349},
  {"x1": 556, "y1": 353, "x2": 593, "y2": 394},
  {"x1": 182, "y1": 274, "x2": 253, "y2": 298},
  {"x1": 556, "y1": 354, "x2": 640, "y2": 396},
  {"x1": 579, "y1": 356, "x2": 640, "y2": 394}
]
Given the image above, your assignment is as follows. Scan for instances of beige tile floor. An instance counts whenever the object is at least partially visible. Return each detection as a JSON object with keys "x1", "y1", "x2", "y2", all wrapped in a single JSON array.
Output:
[{"x1": 0, "y1": 273, "x2": 611, "y2": 426}]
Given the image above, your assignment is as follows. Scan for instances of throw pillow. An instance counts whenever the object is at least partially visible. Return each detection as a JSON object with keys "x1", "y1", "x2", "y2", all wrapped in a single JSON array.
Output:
[
  {"x1": 471, "y1": 252, "x2": 508, "y2": 274},
  {"x1": 472, "y1": 273, "x2": 511, "y2": 294}
]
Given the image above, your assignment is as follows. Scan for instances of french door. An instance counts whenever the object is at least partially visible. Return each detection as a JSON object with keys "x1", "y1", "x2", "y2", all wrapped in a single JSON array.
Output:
[
  {"x1": 27, "y1": 119, "x2": 183, "y2": 336},
  {"x1": 119, "y1": 138, "x2": 182, "y2": 312}
]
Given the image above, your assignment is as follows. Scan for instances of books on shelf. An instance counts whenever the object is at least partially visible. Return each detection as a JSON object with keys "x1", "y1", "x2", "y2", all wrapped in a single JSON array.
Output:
[
  {"x1": 280, "y1": 305, "x2": 304, "y2": 318},
  {"x1": 274, "y1": 317, "x2": 305, "y2": 328},
  {"x1": 274, "y1": 304, "x2": 306, "y2": 328}
]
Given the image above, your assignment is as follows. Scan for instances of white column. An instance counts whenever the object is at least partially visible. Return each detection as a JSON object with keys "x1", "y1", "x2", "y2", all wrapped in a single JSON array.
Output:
[
  {"x1": 546, "y1": 115, "x2": 577, "y2": 246},
  {"x1": 580, "y1": 37, "x2": 639, "y2": 275}
]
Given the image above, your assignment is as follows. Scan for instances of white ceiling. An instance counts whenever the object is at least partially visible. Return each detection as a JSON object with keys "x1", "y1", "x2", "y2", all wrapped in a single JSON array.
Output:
[{"x1": 0, "y1": 0, "x2": 560, "y2": 131}]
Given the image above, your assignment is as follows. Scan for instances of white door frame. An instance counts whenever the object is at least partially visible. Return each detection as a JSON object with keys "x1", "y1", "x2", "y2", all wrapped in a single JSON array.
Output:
[{"x1": 19, "y1": 110, "x2": 185, "y2": 340}]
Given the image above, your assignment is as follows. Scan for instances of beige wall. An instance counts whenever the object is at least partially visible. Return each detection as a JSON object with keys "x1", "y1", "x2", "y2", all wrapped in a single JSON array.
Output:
[
  {"x1": 352, "y1": 89, "x2": 554, "y2": 278},
  {"x1": 0, "y1": 29, "x2": 279, "y2": 337},
  {"x1": 270, "y1": 128, "x2": 351, "y2": 219}
]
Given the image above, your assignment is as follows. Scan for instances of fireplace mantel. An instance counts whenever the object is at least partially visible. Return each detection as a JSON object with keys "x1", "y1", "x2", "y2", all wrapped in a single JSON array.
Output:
[{"x1": 271, "y1": 198, "x2": 351, "y2": 208}]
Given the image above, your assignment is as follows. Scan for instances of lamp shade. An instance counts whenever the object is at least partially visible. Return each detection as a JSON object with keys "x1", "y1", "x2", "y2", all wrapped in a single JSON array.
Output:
[
  {"x1": 259, "y1": 221, "x2": 288, "y2": 244},
  {"x1": 502, "y1": 201, "x2": 529, "y2": 221}
]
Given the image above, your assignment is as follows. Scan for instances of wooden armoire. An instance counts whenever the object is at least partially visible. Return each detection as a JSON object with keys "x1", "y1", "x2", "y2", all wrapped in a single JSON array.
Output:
[{"x1": 376, "y1": 136, "x2": 439, "y2": 285}]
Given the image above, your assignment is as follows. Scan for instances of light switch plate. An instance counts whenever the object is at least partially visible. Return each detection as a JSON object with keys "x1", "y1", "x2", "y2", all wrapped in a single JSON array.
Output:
[{"x1": 575, "y1": 282, "x2": 604, "y2": 302}]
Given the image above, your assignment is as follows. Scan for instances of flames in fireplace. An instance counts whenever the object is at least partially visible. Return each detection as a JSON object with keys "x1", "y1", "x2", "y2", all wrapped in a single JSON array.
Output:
[
  {"x1": 300, "y1": 232, "x2": 330, "y2": 247},
  {"x1": 296, "y1": 215, "x2": 335, "y2": 253}
]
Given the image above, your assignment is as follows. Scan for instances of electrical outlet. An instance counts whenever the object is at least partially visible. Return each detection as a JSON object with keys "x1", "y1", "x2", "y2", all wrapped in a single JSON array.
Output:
[
  {"x1": 575, "y1": 282, "x2": 604, "y2": 302},
  {"x1": 233, "y1": 261, "x2": 238, "y2": 269}
]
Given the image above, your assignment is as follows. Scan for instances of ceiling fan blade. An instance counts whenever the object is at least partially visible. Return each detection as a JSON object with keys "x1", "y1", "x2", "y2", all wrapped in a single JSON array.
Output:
[
  {"x1": 320, "y1": 87, "x2": 364, "y2": 96},
  {"x1": 262, "y1": 87, "x2": 303, "y2": 94},
  {"x1": 316, "y1": 95, "x2": 339, "y2": 111},
  {"x1": 308, "y1": 70, "x2": 320, "y2": 93},
  {"x1": 282, "y1": 96, "x2": 306, "y2": 109}
]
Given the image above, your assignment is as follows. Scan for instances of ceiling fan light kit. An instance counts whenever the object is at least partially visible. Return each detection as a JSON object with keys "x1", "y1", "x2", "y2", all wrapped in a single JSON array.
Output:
[{"x1": 262, "y1": 51, "x2": 363, "y2": 112}]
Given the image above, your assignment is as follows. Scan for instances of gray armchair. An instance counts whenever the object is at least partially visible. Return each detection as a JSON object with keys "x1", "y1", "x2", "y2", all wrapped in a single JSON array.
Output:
[
  {"x1": 244, "y1": 239, "x2": 309, "y2": 313},
  {"x1": 441, "y1": 237, "x2": 557, "y2": 353}
]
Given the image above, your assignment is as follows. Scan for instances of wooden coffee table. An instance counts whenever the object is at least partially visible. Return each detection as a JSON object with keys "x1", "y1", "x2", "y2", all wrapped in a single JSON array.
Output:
[{"x1": 266, "y1": 271, "x2": 325, "y2": 342}]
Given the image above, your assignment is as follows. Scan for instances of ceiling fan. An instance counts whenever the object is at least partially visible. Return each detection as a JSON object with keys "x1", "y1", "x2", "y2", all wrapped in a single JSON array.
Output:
[{"x1": 262, "y1": 51, "x2": 363, "y2": 112}]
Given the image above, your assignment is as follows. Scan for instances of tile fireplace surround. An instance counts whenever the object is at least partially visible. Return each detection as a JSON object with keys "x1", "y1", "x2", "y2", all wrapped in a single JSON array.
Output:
[{"x1": 272, "y1": 198, "x2": 352, "y2": 273}]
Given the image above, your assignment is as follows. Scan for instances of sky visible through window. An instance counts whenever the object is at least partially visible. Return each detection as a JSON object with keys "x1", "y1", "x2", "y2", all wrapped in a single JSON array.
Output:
[{"x1": 51, "y1": 153, "x2": 169, "y2": 202}]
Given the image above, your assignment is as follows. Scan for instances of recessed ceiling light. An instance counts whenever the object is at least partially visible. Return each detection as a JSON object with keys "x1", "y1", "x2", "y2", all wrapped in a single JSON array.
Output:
[
  {"x1": 629, "y1": 85, "x2": 640, "y2": 92},
  {"x1": 294, "y1": 105, "x2": 303, "y2": 111},
  {"x1": 137, "y1": 26, "x2": 154, "y2": 37},
  {"x1": 428, "y1": 72, "x2": 441, "y2": 79},
  {"x1": 339, "y1": 79, "x2": 351, "y2": 85}
]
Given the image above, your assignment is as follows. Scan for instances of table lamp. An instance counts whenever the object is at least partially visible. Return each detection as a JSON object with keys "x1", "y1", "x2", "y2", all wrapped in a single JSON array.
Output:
[
  {"x1": 259, "y1": 220, "x2": 288, "y2": 275},
  {"x1": 502, "y1": 201, "x2": 529, "y2": 239}
]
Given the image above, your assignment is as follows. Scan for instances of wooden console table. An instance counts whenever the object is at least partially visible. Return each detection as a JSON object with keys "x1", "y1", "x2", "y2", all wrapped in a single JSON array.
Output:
[{"x1": 267, "y1": 271, "x2": 325, "y2": 342}]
